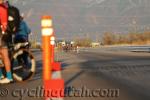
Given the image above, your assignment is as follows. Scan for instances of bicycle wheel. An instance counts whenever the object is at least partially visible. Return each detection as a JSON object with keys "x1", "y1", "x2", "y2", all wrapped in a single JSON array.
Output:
[{"x1": 11, "y1": 49, "x2": 36, "y2": 81}]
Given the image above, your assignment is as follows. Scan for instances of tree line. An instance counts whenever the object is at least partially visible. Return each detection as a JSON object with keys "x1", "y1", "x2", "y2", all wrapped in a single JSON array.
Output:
[{"x1": 102, "y1": 32, "x2": 150, "y2": 45}]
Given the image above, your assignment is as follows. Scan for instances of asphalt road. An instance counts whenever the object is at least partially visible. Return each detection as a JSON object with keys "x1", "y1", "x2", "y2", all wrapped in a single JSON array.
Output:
[
  {"x1": 61, "y1": 48, "x2": 150, "y2": 100},
  {"x1": 0, "y1": 47, "x2": 150, "y2": 100}
]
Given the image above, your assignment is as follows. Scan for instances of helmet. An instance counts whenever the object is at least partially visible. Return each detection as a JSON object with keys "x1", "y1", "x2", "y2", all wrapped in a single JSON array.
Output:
[
  {"x1": 21, "y1": 13, "x2": 24, "y2": 17},
  {"x1": 20, "y1": 13, "x2": 24, "y2": 19}
]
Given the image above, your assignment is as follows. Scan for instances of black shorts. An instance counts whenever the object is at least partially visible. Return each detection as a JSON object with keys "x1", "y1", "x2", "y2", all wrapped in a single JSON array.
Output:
[{"x1": 0, "y1": 34, "x2": 12, "y2": 48}]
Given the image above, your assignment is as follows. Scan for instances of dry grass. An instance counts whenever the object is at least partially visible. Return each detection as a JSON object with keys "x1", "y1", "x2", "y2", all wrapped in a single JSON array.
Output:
[{"x1": 102, "y1": 32, "x2": 150, "y2": 45}]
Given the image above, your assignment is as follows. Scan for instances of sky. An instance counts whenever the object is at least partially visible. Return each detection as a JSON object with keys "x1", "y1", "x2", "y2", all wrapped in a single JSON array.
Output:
[{"x1": 11, "y1": 0, "x2": 150, "y2": 41}]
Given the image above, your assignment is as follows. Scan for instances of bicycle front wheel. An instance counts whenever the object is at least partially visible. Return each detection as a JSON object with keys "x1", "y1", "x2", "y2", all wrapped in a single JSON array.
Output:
[{"x1": 11, "y1": 49, "x2": 36, "y2": 82}]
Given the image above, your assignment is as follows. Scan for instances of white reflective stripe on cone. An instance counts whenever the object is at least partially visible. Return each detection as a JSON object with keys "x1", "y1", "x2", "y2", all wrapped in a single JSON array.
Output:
[
  {"x1": 52, "y1": 71, "x2": 61, "y2": 79},
  {"x1": 51, "y1": 41, "x2": 55, "y2": 45},
  {"x1": 41, "y1": 20, "x2": 52, "y2": 27},
  {"x1": 52, "y1": 98, "x2": 63, "y2": 100},
  {"x1": 47, "y1": 98, "x2": 63, "y2": 100},
  {"x1": 46, "y1": 71, "x2": 63, "y2": 100},
  {"x1": 51, "y1": 36, "x2": 55, "y2": 41},
  {"x1": 42, "y1": 28, "x2": 53, "y2": 36}
]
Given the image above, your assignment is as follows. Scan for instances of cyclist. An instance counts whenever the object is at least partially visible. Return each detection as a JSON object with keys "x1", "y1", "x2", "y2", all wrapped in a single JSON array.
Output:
[
  {"x1": 14, "y1": 14, "x2": 31, "y2": 67},
  {"x1": 0, "y1": 0, "x2": 13, "y2": 84},
  {"x1": 14, "y1": 13, "x2": 31, "y2": 43}
]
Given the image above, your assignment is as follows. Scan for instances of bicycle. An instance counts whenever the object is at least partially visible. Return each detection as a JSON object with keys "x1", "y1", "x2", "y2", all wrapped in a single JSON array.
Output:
[{"x1": 0, "y1": 41, "x2": 36, "y2": 82}]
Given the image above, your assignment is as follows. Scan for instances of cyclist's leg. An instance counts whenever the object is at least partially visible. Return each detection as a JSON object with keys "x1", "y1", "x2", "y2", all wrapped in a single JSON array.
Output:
[
  {"x1": 12, "y1": 49, "x2": 36, "y2": 81},
  {"x1": 0, "y1": 37, "x2": 13, "y2": 83},
  {"x1": 15, "y1": 36, "x2": 29, "y2": 66},
  {"x1": 0, "y1": 37, "x2": 4, "y2": 80},
  {"x1": 0, "y1": 53, "x2": 4, "y2": 66},
  {"x1": 0, "y1": 48, "x2": 12, "y2": 78},
  {"x1": 22, "y1": 52, "x2": 28, "y2": 65},
  {"x1": 0, "y1": 56, "x2": 3, "y2": 79}
]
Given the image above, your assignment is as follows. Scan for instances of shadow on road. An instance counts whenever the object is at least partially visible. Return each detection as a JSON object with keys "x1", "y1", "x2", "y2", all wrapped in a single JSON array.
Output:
[
  {"x1": 65, "y1": 70, "x2": 84, "y2": 86},
  {"x1": 77, "y1": 57, "x2": 150, "y2": 100}
]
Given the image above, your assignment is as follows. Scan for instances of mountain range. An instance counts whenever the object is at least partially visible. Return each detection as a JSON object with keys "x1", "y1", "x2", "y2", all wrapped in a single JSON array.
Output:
[{"x1": 13, "y1": 0, "x2": 150, "y2": 41}]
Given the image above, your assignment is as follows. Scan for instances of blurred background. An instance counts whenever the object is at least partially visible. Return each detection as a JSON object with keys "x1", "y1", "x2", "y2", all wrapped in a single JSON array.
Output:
[{"x1": 12, "y1": 0, "x2": 150, "y2": 44}]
